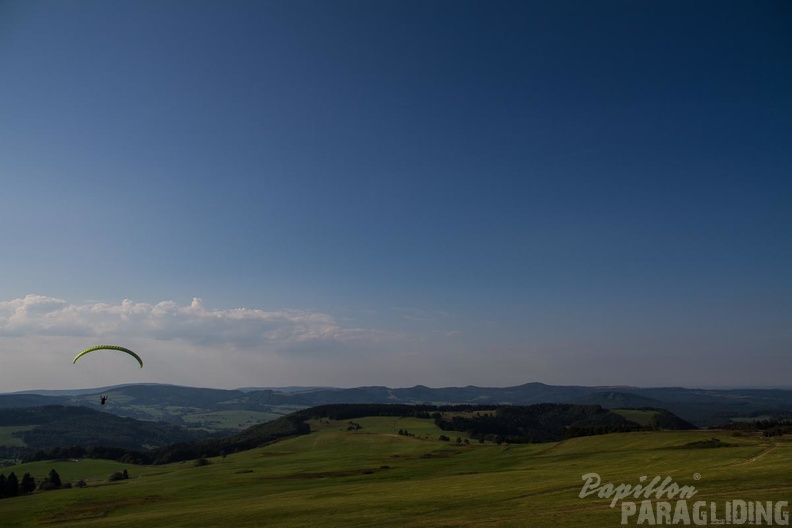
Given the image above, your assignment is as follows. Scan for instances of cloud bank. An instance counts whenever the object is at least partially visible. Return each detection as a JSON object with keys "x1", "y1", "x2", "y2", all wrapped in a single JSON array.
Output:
[
  {"x1": 0, "y1": 294, "x2": 380, "y2": 349},
  {"x1": 0, "y1": 294, "x2": 411, "y2": 391},
  {"x1": 2, "y1": 295, "x2": 787, "y2": 392}
]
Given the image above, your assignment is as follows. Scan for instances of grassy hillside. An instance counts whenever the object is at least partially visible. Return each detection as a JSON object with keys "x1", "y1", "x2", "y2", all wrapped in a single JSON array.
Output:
[
  {"x1": 1, "y1": 415, "x2": 790, "y2": 527},
  {"x1": 0, "y1": 426, "x2": 34, "y2": 448},
  {"x1": 612, "y1": 408, "x2": 696, "y2": 429}
]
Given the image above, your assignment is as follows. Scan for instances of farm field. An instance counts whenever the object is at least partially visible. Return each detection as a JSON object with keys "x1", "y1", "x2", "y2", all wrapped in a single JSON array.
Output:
[{"x1": 1, "y1": 416, "x2": 790, "y2": 527}]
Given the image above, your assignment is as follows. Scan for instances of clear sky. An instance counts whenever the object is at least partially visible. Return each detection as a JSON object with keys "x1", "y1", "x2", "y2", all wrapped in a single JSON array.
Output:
[{"x1": 1, "y1": 0, "x2": 790, "y2": 391}]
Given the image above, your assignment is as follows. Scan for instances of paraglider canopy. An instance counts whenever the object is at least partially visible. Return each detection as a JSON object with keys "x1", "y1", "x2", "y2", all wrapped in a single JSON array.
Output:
[{"x1": 73, "y1": 345, "x2": 143, "y2": 368}]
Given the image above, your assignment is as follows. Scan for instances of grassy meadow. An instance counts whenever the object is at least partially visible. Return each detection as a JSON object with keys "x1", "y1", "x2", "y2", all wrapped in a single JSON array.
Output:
[
  {"x1": 1, "y1": 415, "x2": 791, "y2": 527},
  {"x1": 0, "y1": 426, "x2": 35, "y2": 448},
  {"x1": 180, "y1": 410, "x2": 284, "y2": 431}
]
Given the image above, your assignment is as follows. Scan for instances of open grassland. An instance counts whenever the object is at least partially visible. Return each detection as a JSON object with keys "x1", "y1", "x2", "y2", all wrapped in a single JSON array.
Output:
[
  {"x1": 1, "y1": 418, "x2": 791, "y2": 528},
  {"x1": 181, "y1": 410, "x2": 281, "y2": 430},
  {"x1": 612, "y1": 409, "x2": 660, "y2": 426},
  {"x1": 0, "y1": 426, "x2": 35, "y2": 447},
  {"x1": 2, "y1": 459, "x2": 166, "y2": 485}
]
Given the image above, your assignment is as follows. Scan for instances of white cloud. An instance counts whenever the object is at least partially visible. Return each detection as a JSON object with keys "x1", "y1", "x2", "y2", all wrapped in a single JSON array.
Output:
[
  {"x1": 0, "y1": 294, "x2": 414, "y2": 391},
  {"x1": 2, "y1": 293, "x2": 786, "y2": 392},
  {"x1": 0, "y1": 294, "x2": 382, "y2": 349}
]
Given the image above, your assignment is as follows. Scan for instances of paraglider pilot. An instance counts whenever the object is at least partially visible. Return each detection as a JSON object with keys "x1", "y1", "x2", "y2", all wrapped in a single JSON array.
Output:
[{"x1": 72, "y1": 345, "x2": 142, "y2": 407}]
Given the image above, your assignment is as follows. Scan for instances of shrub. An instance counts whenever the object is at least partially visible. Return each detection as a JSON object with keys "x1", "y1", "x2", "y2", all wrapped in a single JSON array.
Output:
[
  {"x1": 193, "y1": 456, "x2": 211, "y2": 467},
  {"x1": 38, "y1": 481, "x2": 59, "y2": 491}
]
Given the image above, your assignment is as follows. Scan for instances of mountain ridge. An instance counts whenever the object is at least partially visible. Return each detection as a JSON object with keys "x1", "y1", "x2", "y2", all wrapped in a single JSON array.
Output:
[{"x1": 4, "y1": 382, "x2": 792, "y2": 427}]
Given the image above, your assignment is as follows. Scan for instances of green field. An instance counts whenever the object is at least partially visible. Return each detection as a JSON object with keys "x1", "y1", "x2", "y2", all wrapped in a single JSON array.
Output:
[
  {"x1": 1, "y1": 416, "x2": 791, "y2": 527},
  {"x1": 612, "y1": 409, "x2": 661, "y2": 426},
  {"x1": 181, "y1": 410, "x2": 282, "y2": 430},
  {"x1": 0, "y1": 426, "x2": 35, "y2": 448}
]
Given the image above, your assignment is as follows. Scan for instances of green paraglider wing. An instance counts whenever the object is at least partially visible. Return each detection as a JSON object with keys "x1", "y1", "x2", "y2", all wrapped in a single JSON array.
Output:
[{"x1": 73, "y1": 345, "x2": 143, "y2": 368}]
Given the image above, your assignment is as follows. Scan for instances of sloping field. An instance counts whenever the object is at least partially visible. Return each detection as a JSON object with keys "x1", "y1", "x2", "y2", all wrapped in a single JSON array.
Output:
[
  {"x1": 0, "y1": 425, "x2": 35, "y2": 447},
  {"x1": 612, "y1": 408, "x2": 661, "y2": 426},
  {"x1": 1, "y1": 417, "x2": 790, "y2": 527}
]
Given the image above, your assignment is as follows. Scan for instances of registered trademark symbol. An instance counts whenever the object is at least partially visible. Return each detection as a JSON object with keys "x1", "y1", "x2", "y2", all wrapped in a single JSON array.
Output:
[{"x1": 693, "y1": 473, "x2": 701, "y2": 480}]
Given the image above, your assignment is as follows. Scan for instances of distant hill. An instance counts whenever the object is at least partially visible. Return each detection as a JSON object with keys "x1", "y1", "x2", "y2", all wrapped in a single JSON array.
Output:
[
  {"x1": 6, "y1": 384, "x2": 137, "y2": 397},
  {"x1": 566, "y1": 391, "x2": 664, "y2": 408},
  {"x1": 4, "y1": 382, "x2": 792, "y2": 428},
  {"x1": 235, "y1": 386, "x2": 333, "y2": 393},
  {"x1": 611, "y1": 407, "x2": 697, "y2": 430},
  {"x1": 0, "y1": 405, "x2": 205, "y2": 453},
  {"x1": 0, "y1": 394, "x2": 67, "y2": 408}
]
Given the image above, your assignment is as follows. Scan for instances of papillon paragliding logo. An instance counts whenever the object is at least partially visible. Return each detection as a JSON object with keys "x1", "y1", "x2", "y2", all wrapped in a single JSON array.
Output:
[
  {"x1": 72, "y1": 345, "x2": 143, "y2": 405},
  {"x1": 579, "y1": 472, "x2": 790, "y2": 526}
]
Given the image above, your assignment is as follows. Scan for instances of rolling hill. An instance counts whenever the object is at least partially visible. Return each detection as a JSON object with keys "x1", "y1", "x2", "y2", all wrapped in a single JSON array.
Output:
[
  {"x1": 4, "y1": 381, "x2": 792, "y2": 428},
  {"x1": 0, "y1": 406, "x2": 204, "y2": 451},
  {"x1": 1, "y1": 409, "x2": 790, "y2": 527},
  {"x1": 4, "y1": 402, "x2": 695, "y2": 469}
]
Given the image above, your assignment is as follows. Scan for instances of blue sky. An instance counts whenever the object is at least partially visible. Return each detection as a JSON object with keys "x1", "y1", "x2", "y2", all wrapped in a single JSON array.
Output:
[{"x1": 1, "y1": 0, "x2": 790, "y2": 391}]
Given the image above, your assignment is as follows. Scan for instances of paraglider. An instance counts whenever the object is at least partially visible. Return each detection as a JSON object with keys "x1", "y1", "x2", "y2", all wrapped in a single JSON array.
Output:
[
  {"x1": 73, "y1": 345, "x2": 143, "y2": 405},
  {"x1": 73, "y1": 345, "x2": 143, "y2": 368}
]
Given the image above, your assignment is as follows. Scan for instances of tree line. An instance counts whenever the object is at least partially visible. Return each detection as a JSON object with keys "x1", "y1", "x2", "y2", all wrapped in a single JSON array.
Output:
[
  {"x1": 0, "y1": 469, "x2": 61, "y2": 499},
  {"x1": 715, "y1": 418, "x2": 792, "y2": 437},
  {"x1": 432, "y1": 403, "x2": 651, "y2": 443},
  {"x1": 26, "y1": 414, "x2": 310, "y2": 465}
]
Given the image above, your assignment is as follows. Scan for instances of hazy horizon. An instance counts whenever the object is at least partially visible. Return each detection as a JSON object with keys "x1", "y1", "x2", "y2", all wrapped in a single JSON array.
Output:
[
  {"x1": 1, "y1": 1, "x2": 790, "y2": 392},
  {"x1": 5, "y1": 378, "x2": 792, "y2": 396}
]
